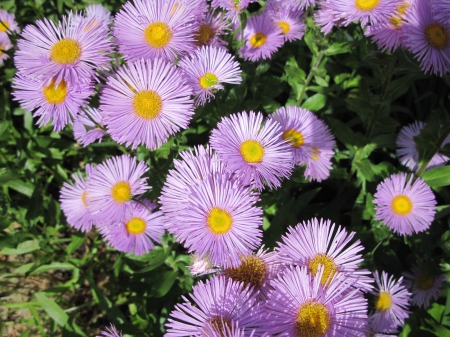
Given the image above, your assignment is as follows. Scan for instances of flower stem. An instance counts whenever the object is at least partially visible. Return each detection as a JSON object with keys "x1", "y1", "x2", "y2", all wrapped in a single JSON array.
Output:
[{"x1": 296, "y1": 50, "x2": 325, "y2": 106}]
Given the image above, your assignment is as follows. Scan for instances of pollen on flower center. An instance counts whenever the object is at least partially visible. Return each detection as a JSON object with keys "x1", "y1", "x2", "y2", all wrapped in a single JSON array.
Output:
[
  {"x1": 81, "y1": 191, "x2": 88, "y2": 208},
  {"x1": 0, "y1": 20, "x2": 10, "y2": 32},
  {"x1": 308, "y1": 254, "x2": 338, "y2": 286},
  {"x1": 111, "y1": 181, "x2": 132, "y2": 203},
  {"x1": 295, "y1": 301, "x2": 331, "y2": 337},
  {"x1": 355, "y1": 0, "x2": 380, "y2": 11},
  {"x1": 144, "y1": 22, "x2": 173, "y2": 48},
  {"x1": 391, "y1": 195, "x2": 413, "y2": 216},
  {"x1": 425, "y1": 23, "x2": 449, "y2": 49},
  {"x1": 199, "y1": 72, "x2": 219, "y2": 89},
  {"x1": 389, "y1": 2, "x2": 410, "y2": 29},
  {"x1": 207, "y1": 207, "x2": 233, "y2": 235},
  {"x1": 43, "y1": 78, "x2": 68, "y2": 105},
  {"x1": 225, "y1": 254, "x2": 267, "y2": 288},
  {"x1": 415, "y1": 274, "x2": 435, "y2": 290},
  {"x1": 282, "y1": 129, "x2": 304, "y2": 148},
  {"x1": 209, "y1": 317, "x2": 232, "y2": 337},
  {"x1": 133, "y1": 90, "x2": 162, "y2": 119},
  {"x1": 195, "y1": 24, "x2": 215, "y2": 46},
  {"x1": 125, "y1": 217, "x2": 147, "y2": 235},
  {"x1": 277, "y1": 21, "x2": 291, "y2": 35},
  {"x1": 249, "y1": 32, "x2": 267, "y2": 48},
  {"x1": 50, "y1": 38, "x2": 82, "y2": 64},
  {"x1": 240, "y1": 140, "x2": 264, "y2": 163},
  {"x1": 375, "y1": 291, "x2": 392, "y2": 312}
]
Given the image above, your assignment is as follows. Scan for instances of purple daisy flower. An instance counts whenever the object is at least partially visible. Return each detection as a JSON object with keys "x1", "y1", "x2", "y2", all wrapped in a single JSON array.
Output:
[
  {"x1": 101, "y1": 58, "x2": 194, "y2": 150},
  {"x1": 210, "y1": 111, "x2": 293, "y2": 191},
  {"x1": 98, "y1": 200, "x2": 165, "y2": 256},
  {"x1": 60, "y1": 165, "x2": 96, "y2": 232},
  {"x1": 96, "y1": 324, "x2": 122, "y2": 337},
  {"x1": 223, "y1": 245, "x2": 284, "y2": 299},
  {"x1": 159, "y1": 145, "x2": 226, "y2": 233},
  {"x1": 85, "y1": 4, "x2": 113, "y2": 26},
  {"x1": 239, "y1": 14, "x2": 284, "y2": 62},
  {"x1": 276, "y1": 218, "x2": 374, "y2": 292},
  {"x1": 373, "y1": 173, "x2": 437, "y2": 236},
  {"x1": 15, "y1": 12, "x2": 112, "y2": 85},
  {"x1": 175, "y1": 172, "x2": 263, "y2": 268},
  {"x1": 365, "y1": 1, "x2": 412, "y2": 52},
  {"x1": 13, "y1": 72, "x2": 93, "y2": 131},
  {"x1": 113, "y1": 0, "x2": 196, "y2": 62},
  {"x1": 73, "y1": 107, "x2": 106, "y2": 146},
  {"x1": 263, "y1": 265, "x2": 368, "y2": 336},
  {"x1": 314, "y1": 1, "x2": 344, "y2": 35},
  {"x1": 402, "y1": 0, "x2": 450, "y2": 76},
  {"x1": 211, "y1": 0, "x2": 253, "y2": 24},
  {"x1": 0, "y1": 34, "x2": 13, "y2": 66},
  {"x1": 370, "y1": 271, "x2": 410, "y2": 333},
  {"x1": 0, "y1": 9, "x2": 20, "y2": 37},
  {"x1": 432, "y1": 0, "x2": 450, "y2": 23},
  {"x1": 331, "y1": 0, "x2": 399, "y2": 27},
  {"x1": 165, "y1": 276, "x2": 264, "y2": 337},
  {"x1": 179, "y1": 46, "x2": 242, "y2": 106},
  {"x1": 269, "y1": 6, "x2": 305, "y2": 42},
  {"x1": 396, "y1": 121, "x2": 450, "y2": 172},
  {"x1": 86, "y1": 155, "x2": 150, "y2": 223},
  {"x1": 402, "y1": 265, "x2": 446, "y2": 309},
  {"x1": 193, "y1": 11, "x2": 230, "y2": 48}
]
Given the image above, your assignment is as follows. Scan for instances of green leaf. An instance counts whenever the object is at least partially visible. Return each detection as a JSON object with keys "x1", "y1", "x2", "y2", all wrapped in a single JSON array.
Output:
[
  {"x1": 0, "y1": 240, "x2": 40, "y2": 255},
  {"x1": 4, "y1": 180, "x2": 34, "y2": 197},
  {"x1": 34, "y1": 292, "x2": 69, "y2": 327},
  {"x1": 324, "y1": 42, "x2": 351, "y2": 56},
  {"x1": 301, "y1": 93, "x2": 326, "y2": 111},
  {"x1": 30, "y1": 262, "x2": 76, "y2": 275},
  {"x1": 149, "y1": 270, "x2": 178, "y2": 297},
  {"x1": 327, "y1": 118, "x2": 363, "y2": 150},
  {"x1": 66, "y1": 233, "x2": 85, "y2": 255},
  {"x1": 421, "y1": 166, "x2": 450, "y2": 188}
]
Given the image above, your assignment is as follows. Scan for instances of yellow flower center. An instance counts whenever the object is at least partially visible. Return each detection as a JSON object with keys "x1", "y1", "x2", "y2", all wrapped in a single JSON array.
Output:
[
  {"x1": 282, "y1": 129, "x2": 304, "y2": 148},
  {"x1": 375, "y1": 291, "x2": 392, "y2": 312},
  {"x1": 425, "y1": 23, "x2": 449, "y2": 49},
  {"x1": 125, "y1": 217, "x2": 147, "y2": 235},
  {"x1": 209, "y1": 317, "x2": 232, "y2": 337},
  {"x1": 50, "y1": 38, "x2": 82, "y2": 64},
  {"x1": 144, "y1": 22, "x2": 173, "y2": 48},
  {"x1": 111, "y1": 181, "x2": 131, "y2": 203},
  {"x1": 195, "y1": 24, "x2": 215, "y2": 46},
  {"x1": 295, "y1": 301, "x2": 331, "y2": 337},
  {"x1": 0, "y1": 21, "x2": 10, "y2": 32},
  {"x1": 355, "y1": 0, "x2": 380, "y2": 11},
  {"x1": 249, "y1": 32, "x2": 267, "y2": 48},
  {"x1": 240, "y1": 140, "x2": 264, "y2": 163},
  {"x1": 81, "y1": 191, "x2": 88, "y2": 208},
  {"x1": 207, "y1": 207, "x2": 233, "y2": 235},
  {"x1": 308, "y1": 254, "x2": 338, "y2": 286},
  {"x1": 391, "y1": 195, "x2": 413, "y2": 216},
  {"x1": 415, "y1": 274, "x2": 435, "y2": 290},
  {"x1": 277, "y1": 21, "x2": 291, "y2": 35},
  {"x1": 199, "y1": 72, "x2": 219, "y2": 89},
  {"x1": 225, "y1": 254, "x2": 267, "y2": 288},
  {"x1": 43, "y1": 79, "x2": 68, "y2": 105},
  {"x1": 133, "y1": 90, "x2": 162, "y2": 119}
]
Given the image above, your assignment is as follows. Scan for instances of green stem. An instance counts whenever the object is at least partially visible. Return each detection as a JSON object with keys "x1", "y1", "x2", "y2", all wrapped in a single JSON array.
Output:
[{"x1": 297, "y1": 50, "x2": 325, "y2": 106}]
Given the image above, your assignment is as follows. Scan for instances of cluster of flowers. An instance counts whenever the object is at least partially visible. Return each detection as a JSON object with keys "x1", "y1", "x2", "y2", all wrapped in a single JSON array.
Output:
[
  {"x1": 312, "y1": 0, "x2": 450, "y2": 76},
  {"x1": 97, "y1": 219, "x2": 446, "y2": 337},
  {"x1": 0, "y1": 9, "x2": 19, "y2": 65}
]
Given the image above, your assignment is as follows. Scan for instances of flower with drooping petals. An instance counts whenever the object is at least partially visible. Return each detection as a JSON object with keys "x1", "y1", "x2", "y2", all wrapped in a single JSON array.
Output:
[
  {"x1": 193, "y1": 12, "x2": 229, "y2": 48},
  {"x1": 370, "y1": 271, "x2": 410, "y2": 333},
  {"x1": 314, "y1": 0, "x2": 344, "y2": 35},
  {"x1": 13, "y1": 72, "x2": 94, "y2": 131},
  {"x1": 402, "y1": 265, "x2": 446, "y2": 309},
  {"x1": 331, "y1": 0, "x2": 399, "y2": 27},
  {"x1": 98, "y1": 200, "x2": 164, "y2": 256},
  {"x1": 239, "y1": 13, "x2": 284, "y2": 61},
  {"x1": 101, "y1": 58, "x2": 194, "y2": 150},
  {"x1": 15, "y1": 12, "x2": 112, "y2": 85},
  {"x1": 60, "y1": 165, "x2": 96, "y2": 232},
  {"x1": 160, "y1": 145, "x2": 226, "y2": 233},
  {"x1": 165, "y1": 276, "x2": 265, "y2": 336},
  {"x1": 86, "y1": 155, "x2": 150, "y2": 223},
  {"x1": 175, "y1": 172, "x2": 263, "y2": 267},
  {"x1": 402, "y1": 0, "x2": 450, "y2": 76},
  {"x1": 0, "y1": 9, "x2": 20, "y2": 36},
  {"x1": 96, "y1": 324, "x2": 122, "y2": 337},
  {"x1": 373, "y1": 172, "x2": 437, "y2": 235},
  {"x1": 179, "y1": 46, "x2": 242, "y2": 105},
  {"x1": 263, "y1": 265, "x2": 368, "y2": 336},
  {"x1": 269, "y1": 6, "x2": 305, "y2": 42},
  {"x1": 276, "y1": 218, "x2": 373, "y2": 292},
  {"x1": 0, "y1": 34, "x2": 13, "y2": 66},
  {"x1": 113, "y1": 0, "x2": 196, "y2": 62},
  {"x1": 210, "y1": 110, "x2": 293, "y2": 190},
  {"x1": 396, "y1": 121, "x2": 450, "y2": 172},
  {"x1": 73, "y1": 107, "x2": 106, "y2": 146}
]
